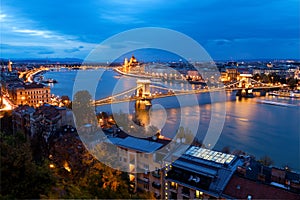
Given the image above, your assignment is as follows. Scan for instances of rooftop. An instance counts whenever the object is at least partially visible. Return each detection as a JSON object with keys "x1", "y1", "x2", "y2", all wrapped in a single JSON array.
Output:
[
  {"x1": 223, "y1": 174, "x2": 300, "y2": 199},
  {"x1": 106, "y1": 135, "x2": 163, "y2": 153},
  {"x1": 166, "y1": 146, "x2": 243, "y2": 197},
  {"x1": 24, "y1": 82, "x2": 49, "y2": 89},
  {"x1": 185, "y1": 146, "x2": 236, "y2": 166}
]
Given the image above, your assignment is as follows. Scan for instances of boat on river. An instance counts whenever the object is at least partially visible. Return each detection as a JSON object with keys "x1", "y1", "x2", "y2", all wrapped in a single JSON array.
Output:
[{"x1": 256, "y1": 99, "x2": 296, "y2": 107}]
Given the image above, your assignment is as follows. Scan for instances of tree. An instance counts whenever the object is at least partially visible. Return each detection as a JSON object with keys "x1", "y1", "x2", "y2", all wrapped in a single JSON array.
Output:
[
  {"x1": 72, "y1": 90, "x2": 97, "y2": 127},
  {"x1": 0, "y1": 132, "x2": 55, "y2": 199},
  {"x1": 47, "y1": 131, "x2": 141, "y2": 199},
  {"x1": 261, "y1": 73, "x2": 270, "y2": 83},
  {"x1": 253, "y1": 73, "x2": 260, "y2": 82},
  {"x1": 175, "y1": 126, "x2": 196, "y2": 144},
  {"x1": 287, "y1": 78, "x2": 297, "y2": 89},
  {"x1": 259, "y1": 155, "x2": 274, "y2": 166}
]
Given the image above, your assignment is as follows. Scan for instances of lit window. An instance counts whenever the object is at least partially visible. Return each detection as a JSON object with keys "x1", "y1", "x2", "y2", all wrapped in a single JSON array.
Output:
[
  {"x1": 195, "y1": 190, "x2": 203, "y2": 199},
  {"x1": 171, "y1": 182, "x2": 178, "y2": 189}
]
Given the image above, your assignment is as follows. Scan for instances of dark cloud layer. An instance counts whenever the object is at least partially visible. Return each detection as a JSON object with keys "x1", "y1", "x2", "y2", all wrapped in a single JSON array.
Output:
[{"x1": 1, "y1": 0, "x2": 299, "y2": 60}]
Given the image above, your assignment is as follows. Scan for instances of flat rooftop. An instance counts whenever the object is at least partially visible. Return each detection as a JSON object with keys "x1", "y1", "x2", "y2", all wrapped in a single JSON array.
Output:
[
  {"x1": 106, "y1": 136, "x2": 163, "y2": 153},
  {"x1": 185, "y1": 146, "x2": 236, "y2": 166}
]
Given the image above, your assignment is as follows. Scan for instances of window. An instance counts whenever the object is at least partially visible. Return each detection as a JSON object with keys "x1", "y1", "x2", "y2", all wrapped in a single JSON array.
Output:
[
  {"x1": 195, "y1": 190, "x2": 203, "y2": 199},
  {"x1": 182, "y1": 186, "x2": 190, "y2": 196},
  {"x1": 170, "y1": 182, "x2": 178, "y2": 189},
  {"x1": 144, "y1": 183, "x2": 149, "y2": 190},
  {"x1": 20, "y1": 92, "x2": 22, "y2": 95},
  {"x1": 144, "y1": 163, "x2": 149, "y2": 170},
  {"x1": 170, "y1": 192, "x2": 177, "y2": 199},
  {"x1": 123, "y1": 158, "x2": 127, "y2": 162}
]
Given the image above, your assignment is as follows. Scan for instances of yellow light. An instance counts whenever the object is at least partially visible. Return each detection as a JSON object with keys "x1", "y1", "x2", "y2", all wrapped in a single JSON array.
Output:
[
  {"x1": 49, "y1": 164, "x2": 55, "y2": 168},
  {"x1": 64, "y1": 161, "x2": 71, "y2": 172}
]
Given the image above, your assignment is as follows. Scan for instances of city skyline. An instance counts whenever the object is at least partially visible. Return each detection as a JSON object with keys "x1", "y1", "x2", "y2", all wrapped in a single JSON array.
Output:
[{"x1": 1, "y1": 0, "x2": 299, "y2": 60}]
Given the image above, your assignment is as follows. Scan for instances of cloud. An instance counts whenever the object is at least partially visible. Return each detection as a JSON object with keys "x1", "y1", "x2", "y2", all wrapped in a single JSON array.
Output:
[
  {"x1": 213, "y1": 39, "x2": 232, "y2": 46},
  {"x1": 0, "y1": 13, "x2": 7, "y2": 22},
  {"x1": 38, "y1": 50, "x2": 55, "y2": 55},
  {"x1": 0, "y1": 7, "x2": 97, "y2": 59},
  {"x1": 12, "y1": 28, "x2": 63, "y2": 39},
  {"x1": 64, "y1": 48, "x2": 80, "y2": 53},
  {"x1": 100, "y1": 12, "x2": 144, "y2": 24},
  {"x1": 1, "y1": 0, "x2": 299, "y2": 60}
]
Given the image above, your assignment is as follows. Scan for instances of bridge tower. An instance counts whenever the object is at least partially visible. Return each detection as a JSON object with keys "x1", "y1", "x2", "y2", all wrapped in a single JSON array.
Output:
[
  {"x1": 136, "y1": 79, "x2": 151, "y2": 98},
  {"x1": 236, "y1": 74, "x2": 254, "y2": 98},
  {"x1": 238, "y1": 74, "x2": 253, "y2": 88},
  {"x1": 135, "y1": 79, "x2": 152, "y2": 110}
]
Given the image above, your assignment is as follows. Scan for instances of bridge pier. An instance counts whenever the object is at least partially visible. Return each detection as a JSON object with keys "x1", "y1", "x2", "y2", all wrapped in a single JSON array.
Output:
[
  {"x1": 135, "y1": 99, "x2": 152, "y2": 110},
  {"x1": 236, "y1": 88, "x2": 254, "y2": 98},
  {"x1": 133, "y1": 104, "x2": 151, "y2": 126},
  {"x1": 135, "y1": 79, "x2": 152, "y2": 110}
]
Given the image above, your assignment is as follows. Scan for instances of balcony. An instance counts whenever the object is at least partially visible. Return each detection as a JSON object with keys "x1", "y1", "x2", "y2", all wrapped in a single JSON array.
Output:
[
  {"x1": 166, "y1": 168, "x2": 211, "y2": 191},
  {"x1": 152, "y1": 181, "x2": 161, "y2": 189},
  {"x1": 137, "y1": 177, "x2": 149, "y2": 184},
  {"x1": 181, "y1": 187, "x2": 190, "y2": 198},
  {"x1": 151, "y1": 170, "x2": 161, "y2": 178},
  {"x1": 130, "y1": 158, "x2": 135, "y2": 164}
]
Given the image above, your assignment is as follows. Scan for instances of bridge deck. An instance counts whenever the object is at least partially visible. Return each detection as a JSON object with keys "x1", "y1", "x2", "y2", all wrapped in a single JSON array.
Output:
[{"x1": 94, "y1": 85, "x2": 281, "y2": 106}]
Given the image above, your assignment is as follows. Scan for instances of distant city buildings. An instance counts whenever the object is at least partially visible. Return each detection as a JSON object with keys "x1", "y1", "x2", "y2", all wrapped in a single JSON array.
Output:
[{"x1": 123, "y1": 55, "x2": 140, "y2": 73}]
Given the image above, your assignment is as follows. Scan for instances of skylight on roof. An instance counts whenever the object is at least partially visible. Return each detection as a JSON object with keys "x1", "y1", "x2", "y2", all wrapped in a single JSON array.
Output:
[{"x1": 185, "y1": 146, "x2": 235, "y2": 165}]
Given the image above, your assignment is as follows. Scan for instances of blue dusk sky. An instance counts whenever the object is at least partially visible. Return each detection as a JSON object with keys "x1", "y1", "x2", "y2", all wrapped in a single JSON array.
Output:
[{"x1": 0, "y1": 0, "x2": 299, "y2": 61}]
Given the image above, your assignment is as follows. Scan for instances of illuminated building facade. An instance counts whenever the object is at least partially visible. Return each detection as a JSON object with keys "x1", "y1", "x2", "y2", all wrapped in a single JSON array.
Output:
[
  {"x1": 103, "y1": 132, "x2": 171, "y2": 199},
  {"x1": 9, "y1": 82, "x2": 50, "y2": 107},
  {"x1": 123, "y1": 55, "x2": 139, "y2": 72}
]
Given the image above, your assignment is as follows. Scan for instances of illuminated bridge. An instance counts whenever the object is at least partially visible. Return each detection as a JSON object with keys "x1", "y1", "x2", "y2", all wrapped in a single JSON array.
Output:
[{"x1": 93, "y1": 78, "x2": 282, "y2": 106}]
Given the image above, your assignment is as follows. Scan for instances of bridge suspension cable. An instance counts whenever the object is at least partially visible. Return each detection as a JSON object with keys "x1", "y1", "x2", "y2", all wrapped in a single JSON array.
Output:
[
  {"x1": 94, "y1": 85, "x2": 142, "y2": 103},
  {"x1": 149, "y1": 85, "x2": 188, "y2": 92}
]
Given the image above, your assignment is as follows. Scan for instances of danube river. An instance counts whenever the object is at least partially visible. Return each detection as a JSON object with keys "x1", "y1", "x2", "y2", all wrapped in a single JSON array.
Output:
[{"x1": 43, "y1": 68, "x2": 300, "y2": 171}]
